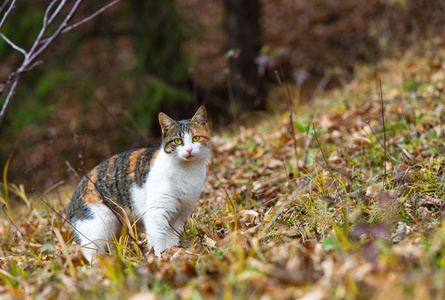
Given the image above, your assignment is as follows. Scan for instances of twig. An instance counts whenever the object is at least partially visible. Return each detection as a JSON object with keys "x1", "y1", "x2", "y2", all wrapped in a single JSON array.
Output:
[
  {"x1": 0, "y1": 33, "x2": 26, "y2": 56},
  {"x1": 379, "y1": 79, "x2": 388, "y2": 183},
  {"x1": 0, "y1": 78, "x2": 19, "y2": 125},
  {"x1": 0, "y1": 0, "x2": 15, "y2": 31},
  {"x1": 0, "y1": 0, "x2": 123, "y2": 126},
  {"x1": 27, "y1": 0, "x2": 83, "y2": 63},
  {"x1": 0, "y1": 0, "x2": 82, "y2": 126},
  {"x1": 366, "y1": 120, "x2": 385, "y2": 149},
  {"x1": 275, "y1": 70, "x2": 300, "y2": 170},
  {"x1": 61, "y1": 0, "x2": 123, "y2": 34},
  {"x1": 0, "y1": 1, "x2": 11, "y2": 15},
  {"x1": 27, "y1": 0, "x2": 60, "y2": 56},
  {"x1": 47, "y1": 0, "x2": 67, "y2": 26}
]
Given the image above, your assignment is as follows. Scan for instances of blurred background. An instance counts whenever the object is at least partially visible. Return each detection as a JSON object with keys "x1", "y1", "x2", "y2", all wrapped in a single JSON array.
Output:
[{"x1": 0, "y1": 0, "x2": 444, "y2": 191}]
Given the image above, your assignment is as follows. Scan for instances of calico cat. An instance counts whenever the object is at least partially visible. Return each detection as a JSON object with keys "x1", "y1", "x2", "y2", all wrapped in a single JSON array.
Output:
[{"x1": 68, "y1": 106, "x2": 210, "y2": 262}]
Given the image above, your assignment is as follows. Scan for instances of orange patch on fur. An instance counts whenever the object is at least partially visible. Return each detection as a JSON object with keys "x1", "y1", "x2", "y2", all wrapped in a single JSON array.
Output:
[
  {"x1": 83, "y1": 168, "x2": 101, "y2": 205},
  {"x1": 83, "y1": 192, "x2": 100, "y2": 205},
  {"x1": 191, "y1": 124, "x2": 211, "y2": 148},
  {"x1": 129, "y1": 149, "x2": 146, "y2": 179}
]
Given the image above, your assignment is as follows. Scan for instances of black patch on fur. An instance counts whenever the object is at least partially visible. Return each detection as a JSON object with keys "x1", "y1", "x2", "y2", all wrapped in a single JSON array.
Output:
[
  {"x1": 68, "y1": 177, "x2": 94, "y2": 221},
  {"x1": 135, "y1": 149, "x2": 153, "y2": 186},
  {"x1": 68, "y1": 148, "x2": 159, "y2": 222}
]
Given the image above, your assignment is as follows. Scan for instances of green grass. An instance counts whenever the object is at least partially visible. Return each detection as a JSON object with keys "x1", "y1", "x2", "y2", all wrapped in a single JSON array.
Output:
[{"x1": 2, "y1": 46, "x2": 445, "y2": 299}]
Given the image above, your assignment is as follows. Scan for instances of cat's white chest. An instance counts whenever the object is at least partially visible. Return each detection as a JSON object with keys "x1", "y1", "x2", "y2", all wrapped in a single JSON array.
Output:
[{"x1": 131, "y1": 150, "x2": 206, "y2": 218}]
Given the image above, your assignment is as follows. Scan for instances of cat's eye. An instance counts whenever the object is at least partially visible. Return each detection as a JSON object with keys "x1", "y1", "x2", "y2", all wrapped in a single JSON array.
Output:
[
  {"x1": 174, "y1": 138, "x2": 183, "y2": 145},
  {"x1": 192, "y1": 136, "x2": 200, "y2": 142}
]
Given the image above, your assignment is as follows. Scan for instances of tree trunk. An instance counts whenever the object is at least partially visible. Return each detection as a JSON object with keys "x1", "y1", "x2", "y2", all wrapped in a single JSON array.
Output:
[{"x1": 224, "y1": 0, "x2": 265, "y2": 114}]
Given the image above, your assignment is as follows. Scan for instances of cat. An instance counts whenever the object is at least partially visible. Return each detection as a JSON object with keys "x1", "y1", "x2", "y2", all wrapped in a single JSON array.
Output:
[{"x1": 68, "y1": 106, "x2": 210, "y2": 263}]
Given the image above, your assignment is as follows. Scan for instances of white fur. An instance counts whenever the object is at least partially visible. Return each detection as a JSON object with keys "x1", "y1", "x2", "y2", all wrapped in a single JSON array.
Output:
[
  {"x1": 73, "y1": 204, "x2": 122, "y2": 263},
  {"x1": 75, "y1": 132, "x2": 209, "y2": 261},
  {"x1": 133, "y1": 132, "x2": 209, "y2": 256}
]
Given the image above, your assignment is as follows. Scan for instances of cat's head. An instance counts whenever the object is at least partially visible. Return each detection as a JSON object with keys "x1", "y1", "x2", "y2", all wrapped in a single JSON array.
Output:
[{"x1": 158, "y1": 106, "x2": 210, "y2": 162}]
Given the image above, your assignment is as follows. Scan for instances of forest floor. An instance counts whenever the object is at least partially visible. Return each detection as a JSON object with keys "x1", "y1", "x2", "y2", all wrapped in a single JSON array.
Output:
[{"x1": 1, "y1": 42, "x2": 445, "y2": 299}]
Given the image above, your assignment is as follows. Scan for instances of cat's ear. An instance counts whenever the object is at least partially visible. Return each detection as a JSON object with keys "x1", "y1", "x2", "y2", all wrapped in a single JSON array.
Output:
[
  {"x1": 159, "y1": 112, "x2": 176, "y2": 132},
  {"x1": 191, "y1": 106, "x2": 207, "y2": 125}
]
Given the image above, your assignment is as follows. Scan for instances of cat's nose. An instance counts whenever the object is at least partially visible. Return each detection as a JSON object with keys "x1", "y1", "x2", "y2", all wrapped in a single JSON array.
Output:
[{"x1": 186, "y1": 148, "x2": 193, "y2": 155}]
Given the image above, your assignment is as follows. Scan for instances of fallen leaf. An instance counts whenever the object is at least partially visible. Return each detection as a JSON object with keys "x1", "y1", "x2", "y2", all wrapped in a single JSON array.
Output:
[
  {"x1": 365, "y1": 184, "x2": 381, "y2": 199},
  {"x1": 418, "y1": 195, "x2": 444, "y2": 208},
  {"x1": 203, "y1": 234, "x2": 217, "y2": 249},
  {"x1": 129, "y1": 292, "x2": 157, "y2": 300},
  {"x1": 390, "y1": 222, "x2": 407, "y2": 243}
]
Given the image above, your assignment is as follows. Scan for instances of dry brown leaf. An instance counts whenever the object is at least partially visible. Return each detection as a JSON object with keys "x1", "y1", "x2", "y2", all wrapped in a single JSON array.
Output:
[
  {"x1": 365, "y1": 184, "x2": 381, "y2": 199},
  {"x1": 242, "y1": 224, "x2": 261, "y2": 235},
  {"x1": 203, "y1": 234, "x2": 217, "y2": 249},
  {"x1": 129, "y1": 292, "x2": 157, "y2": 300},
  {"x1": 416, "y1": 207, "x2": 433, "y2": 220},
  {"x1": 377, "y1": 191, "x2": 397, "y2": 206},
  {"x1": 418, "y1": 195, "x2": 444, "y2": 208},
  {"x1": 390, "y1": 222, "x2": 407, "y2": 243},
  {"x1": 238, "y1": 209, "x2": 260, "y2": 225}
]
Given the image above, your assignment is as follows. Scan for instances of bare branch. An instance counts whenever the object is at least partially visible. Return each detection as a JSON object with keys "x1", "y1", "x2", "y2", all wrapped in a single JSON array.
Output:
[
  {"x1": 61, "y1": 0, "x2": 123, "y2": 34},
  {"x1": 27, "y1": 0, "x2": 83, "y2": 65},
  {"x1": 0, "y1": 0, "x2": 124, "y2": 126},
  {"x1": 48, "y1": 0, "x2": 67, "y2": 25},
  {"x1": 43, "y1": 0, "x2": 58, "y2": 25},
  {"x1": 0, "y1": 78, "x2": 19, "y2": 125},
  {"x1": 0, "y1": 33, "x2": 27, "y2": 56},
  {"x1": 0, "y1": 0, "x2": 15, "y2": 31},
  {"x1": 26, "y1": 0, "x2": 59, "y2": 56},
  {"x1": 0, "y1": 1, "x2": 11, "y2": 14}
]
